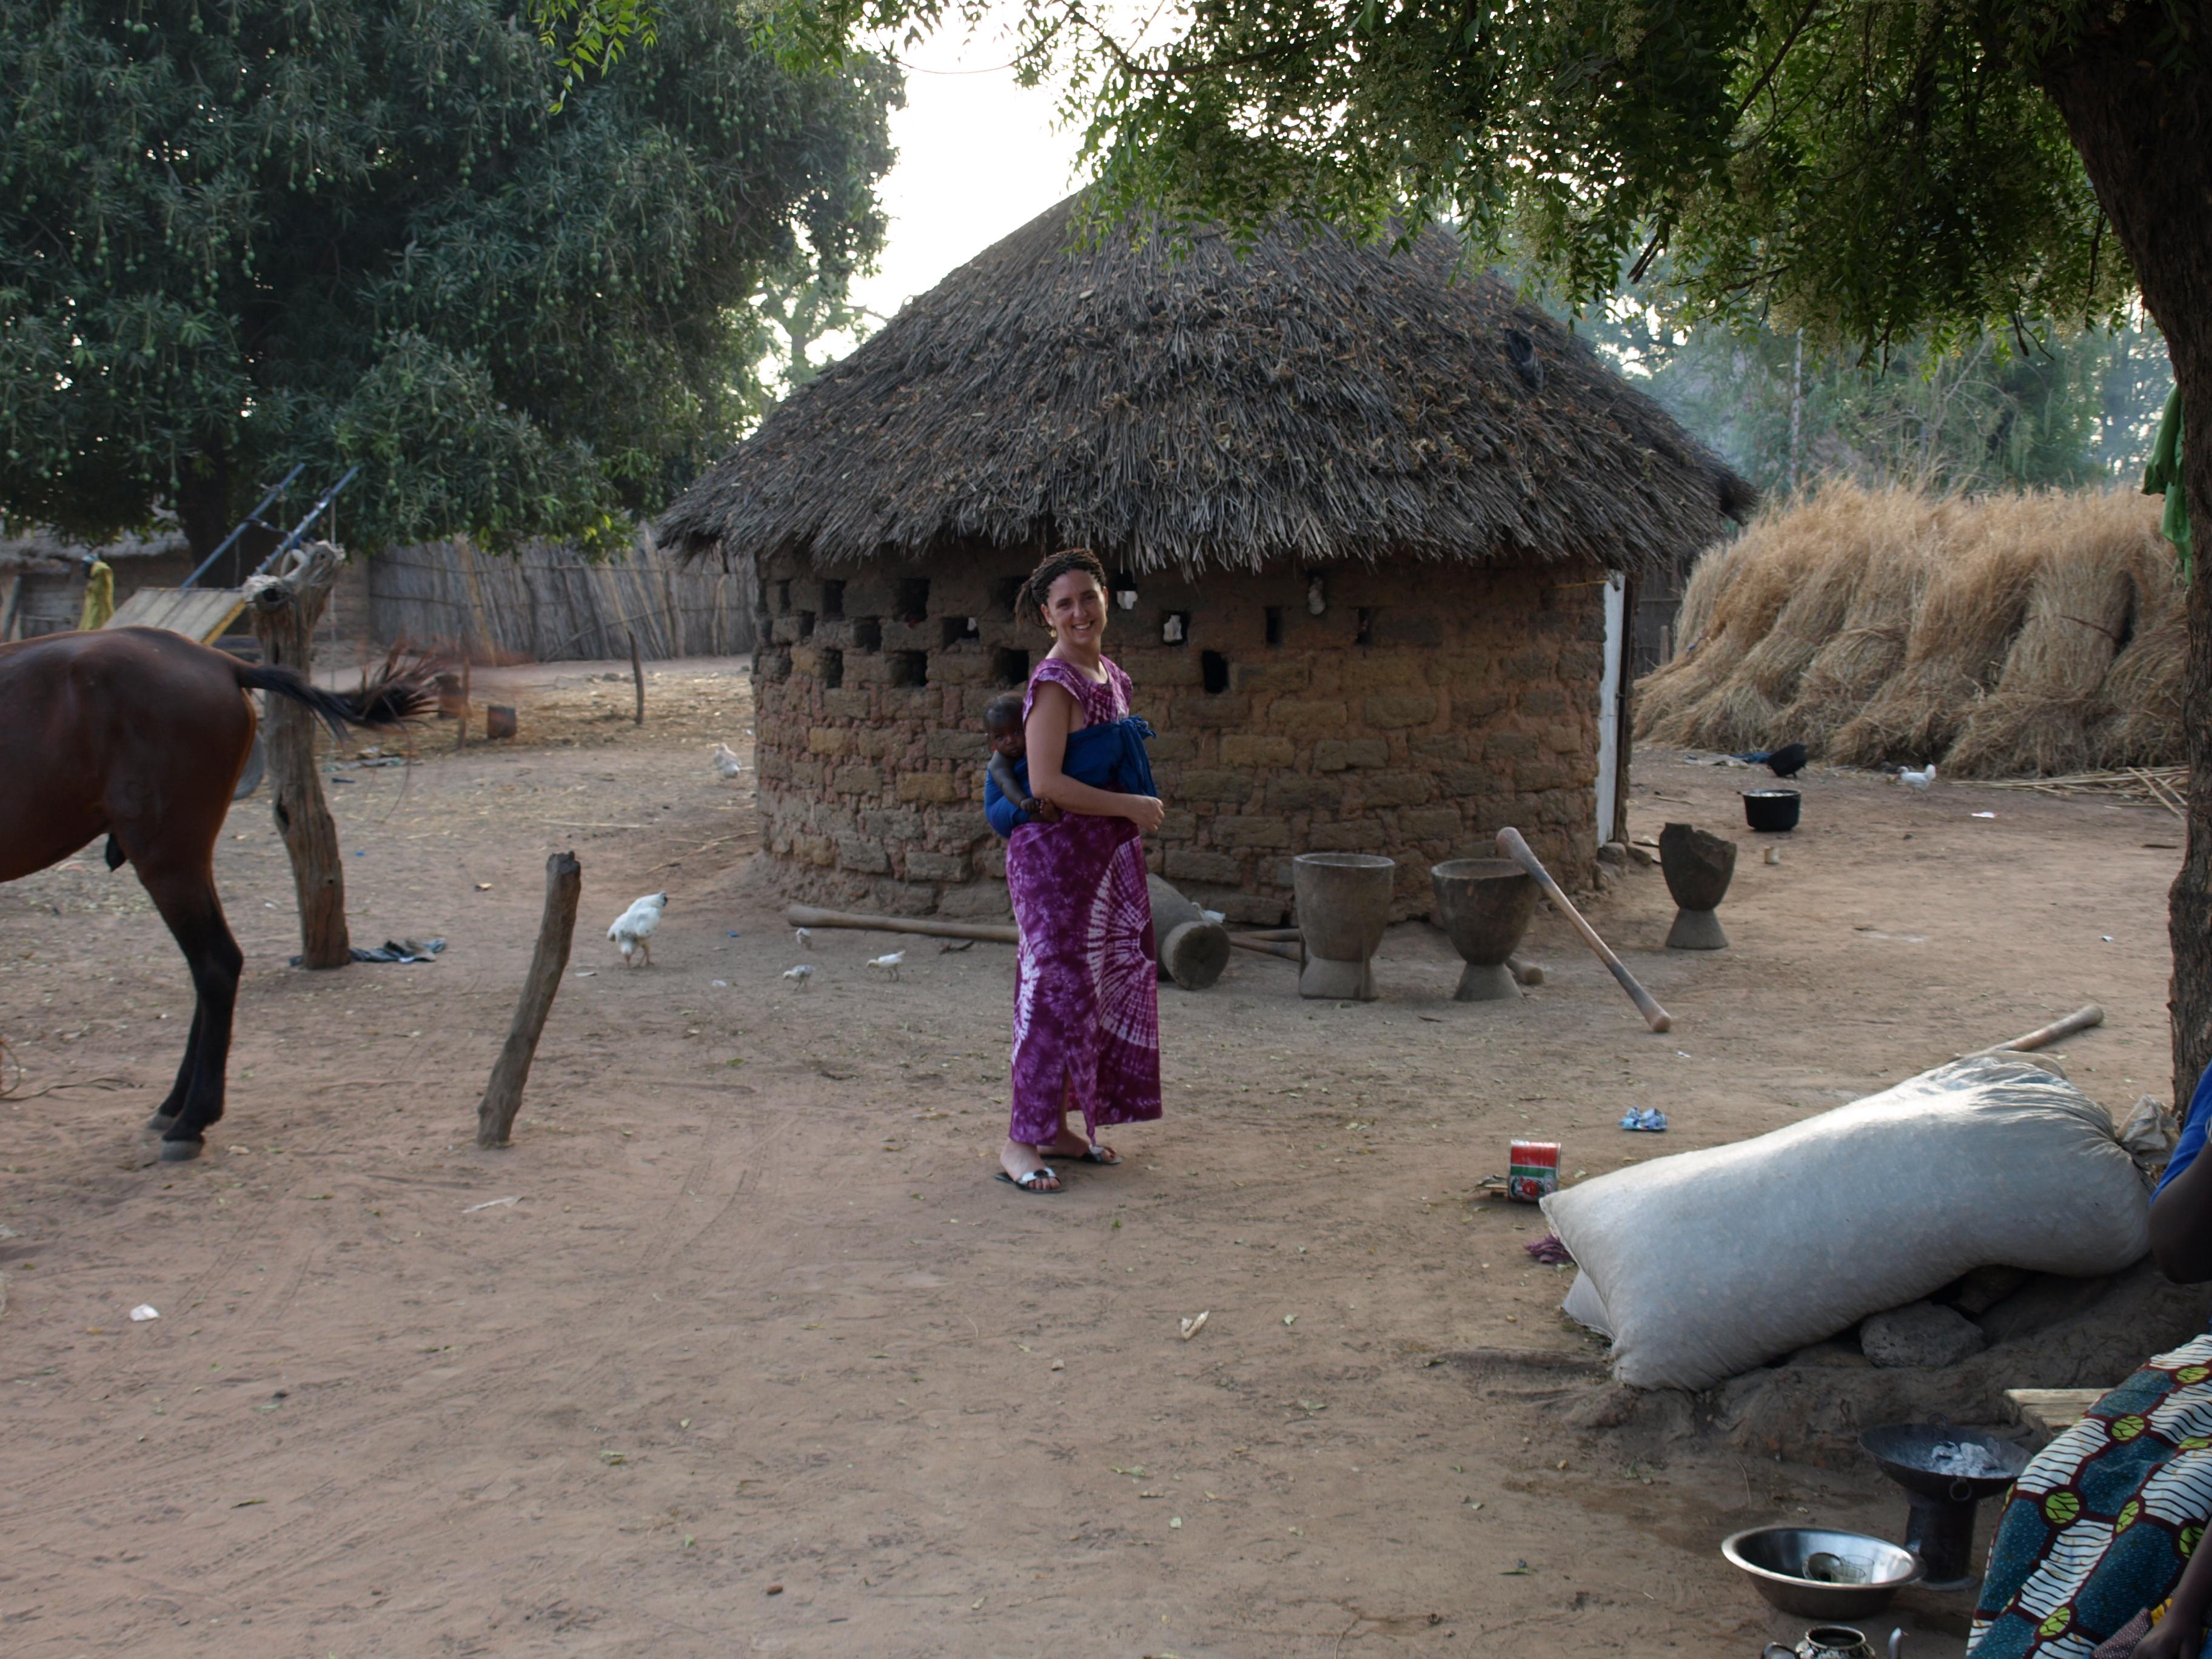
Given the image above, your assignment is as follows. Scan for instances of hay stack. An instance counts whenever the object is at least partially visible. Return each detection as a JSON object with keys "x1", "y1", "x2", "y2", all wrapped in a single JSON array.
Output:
[
  {"x1": 1775, "y1": 491, "x2": 1945, "y2": 750},
  {"x1": 1945, "y1": 493, "x2": 2172, "y2": 776},
  {"x1": 2094, "y1": 594, "x2": 2188, "y2": 769},
  {"x1": 1638, "y1": 484, "x2": 2182, "y2": 776}
]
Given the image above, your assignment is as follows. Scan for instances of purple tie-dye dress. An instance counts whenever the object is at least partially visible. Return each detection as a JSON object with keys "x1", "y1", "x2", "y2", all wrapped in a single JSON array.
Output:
[{"x1": 1006, "y1": 656, "x2": 1162, "y2": 1145}]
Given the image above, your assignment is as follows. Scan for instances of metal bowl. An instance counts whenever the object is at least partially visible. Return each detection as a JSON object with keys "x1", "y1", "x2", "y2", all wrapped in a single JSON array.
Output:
[{"x1": 1722, "y1": 1526, "x2": 1922, "y2": 1618}]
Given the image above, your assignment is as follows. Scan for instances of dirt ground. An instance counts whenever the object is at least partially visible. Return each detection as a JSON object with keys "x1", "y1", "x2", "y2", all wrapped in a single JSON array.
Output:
[{"x1": 0, "y1": 656, "x2": 2190, "y2": 1657}]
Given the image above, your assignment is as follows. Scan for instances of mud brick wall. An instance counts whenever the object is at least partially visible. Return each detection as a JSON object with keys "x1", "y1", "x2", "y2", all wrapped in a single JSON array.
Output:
[{"x1": 750, "y1": 550, "x2": 1611, "y2": 922}]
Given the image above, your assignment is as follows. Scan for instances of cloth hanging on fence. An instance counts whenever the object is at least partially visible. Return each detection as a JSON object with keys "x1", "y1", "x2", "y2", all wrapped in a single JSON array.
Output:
[
  {"x1": 78, "y1": 559, "x2": 113, "y2": 631},
  {"x1": 2143, "y1": 387, "x2": 2191, "y2": 578}
]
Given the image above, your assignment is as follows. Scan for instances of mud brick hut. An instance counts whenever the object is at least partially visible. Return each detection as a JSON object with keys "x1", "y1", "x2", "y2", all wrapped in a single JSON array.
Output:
[{"x1": 661, "y1": 198, "x2": 1751, "y2": 923}]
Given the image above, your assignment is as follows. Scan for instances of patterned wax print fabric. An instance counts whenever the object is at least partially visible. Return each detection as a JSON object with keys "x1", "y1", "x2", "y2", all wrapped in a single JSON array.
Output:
[
  {"x1": 1004, "y1": 655, "x2": 1162, "y2": 1146},
  {"x1": 1970, "y1": 1334, "x2": 2212, "y2": 1657}
]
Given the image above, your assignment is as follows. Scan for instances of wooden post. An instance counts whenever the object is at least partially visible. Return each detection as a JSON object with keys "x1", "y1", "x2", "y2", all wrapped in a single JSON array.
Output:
[
  {"x1": 477, "y1": 851, "x2": 582, "y2": 1148},
  {"x1": 628, "y1": 626, "x2": 645, "y2": 725},
  {"x1": 246, "y1": 542, "x2": 351, "y2": 970}
]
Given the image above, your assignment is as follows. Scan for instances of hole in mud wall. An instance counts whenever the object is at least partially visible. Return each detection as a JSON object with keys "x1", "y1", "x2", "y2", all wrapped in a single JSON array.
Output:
[
  {"x1": 1264, "y1": 606, "x2": 1283, "y2": 646},
  {"x1": 890, "y1": 650, "x2": 929, "y2": 688},
  {"x1": 1356, "y1": 606, "x2": 1377, "y2": 646},
  {"x1": 774, "y1": 580, "x2": 791, "y2": 614},
  {"x1": 1201, "y1": 651, "x2": 1230, "y2": 694},
  {"x1": 853, "y1": 617, "x2": 883, "y2": 652},
  {"x1": 1161, "y1": 611, "x2": 1190, "y2": 646},
  {"x1": 820, "y1": 579, "x2": 846, "y2": 620},
  {"x1": 819, "y1": 648, "x2": 844, "y2": 689},
  {"x1": 993, "y1": 646, "x2": 1030, "y2": 687},
  {"x1": 943, "y1": 616, "x2": 980, "y2": 647},
  {"x1": 896, "y1": 578, "x2": 930, "y2": 625},
  {"x1": 797, "y1": 610, "x2": 816, "y2": 640},
  {"x1": 994, "y1": 575, "x2": 1028, "y2": 619}
]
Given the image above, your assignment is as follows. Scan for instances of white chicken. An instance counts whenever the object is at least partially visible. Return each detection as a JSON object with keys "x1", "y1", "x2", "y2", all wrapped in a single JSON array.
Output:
[
  {"x1": 710, "y1": 743, "x2": 745, "y2": 779},
  {"x1": 1899, "y1": 763, "x2": 1938, "y2": 791},
  {"x1": 608, "y1": 891, "x2": 668, "y2": 968},
  {"x1": 794, "y1": 927, "x2": 813, "y2": 951},
  {"x1": 782, "y1": 964, "x2": 815, "y2": 990},
  {"x1": 868, "y1": 951, "x2": 906, "y2": 981}
]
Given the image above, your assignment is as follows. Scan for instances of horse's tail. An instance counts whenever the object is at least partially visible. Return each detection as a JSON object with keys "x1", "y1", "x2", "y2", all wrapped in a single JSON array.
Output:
[{"x1": 235, "y1": 663, "x2": 434, "y2": 742}]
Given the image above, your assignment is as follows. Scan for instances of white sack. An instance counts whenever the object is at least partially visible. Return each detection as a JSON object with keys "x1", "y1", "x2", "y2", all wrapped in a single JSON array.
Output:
[{"x1": 1540, "y1": 1056, "x2": 2150, "y2": 1391}]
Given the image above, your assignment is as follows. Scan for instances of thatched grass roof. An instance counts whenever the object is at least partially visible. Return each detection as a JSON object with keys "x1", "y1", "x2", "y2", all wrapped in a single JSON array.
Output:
[{"x1": 660, "y1": 196, "x2": 1754, "y2": 574}]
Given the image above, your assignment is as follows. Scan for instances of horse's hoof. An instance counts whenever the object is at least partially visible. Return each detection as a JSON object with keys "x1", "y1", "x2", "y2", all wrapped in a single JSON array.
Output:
[
  {"x1": 146, "y1": 1112, "x2": 178, "y2": 1135},
  {"x1": 158, "y1": 1138, "x2": 204, "y2": 1162}
]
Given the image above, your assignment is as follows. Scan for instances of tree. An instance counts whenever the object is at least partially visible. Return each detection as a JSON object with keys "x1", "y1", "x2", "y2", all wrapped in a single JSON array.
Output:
[
  {"x1": 0, "y1": 0, "x2": 900, "y2": 563},
  {"x1": 766, "y1": 0, "x2": 2212, "y2": 1099},
  {"x1": 1578, "y1": 294, "x2": 2174, "y2": 498}
]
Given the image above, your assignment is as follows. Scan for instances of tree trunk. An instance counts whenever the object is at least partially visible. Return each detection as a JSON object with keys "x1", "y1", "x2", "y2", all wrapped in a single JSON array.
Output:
[
  {"x1": 2037, "y1": 7, "x2": 2212, "y2": 1105},
  {"x1": 477, "y1": 851, "x2": 583, "y2": 1148},
  {"x1": 247, "y1": 542, "x2": 351, "y2": 969}
]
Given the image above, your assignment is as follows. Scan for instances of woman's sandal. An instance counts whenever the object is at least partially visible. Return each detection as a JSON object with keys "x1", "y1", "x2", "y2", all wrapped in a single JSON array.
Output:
[
  {"x1": 995, "y1": 1167, "x2": 1062, "y2": 1193},
  {"x1": 1071, "y1": 1143, "x2": 1119, "y2": 1165}
]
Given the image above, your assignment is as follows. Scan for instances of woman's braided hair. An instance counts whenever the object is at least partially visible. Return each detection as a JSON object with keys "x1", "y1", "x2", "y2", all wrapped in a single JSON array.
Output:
[{"x1": 1019, "y1": 548, "x2": 1108, "y2": 631}]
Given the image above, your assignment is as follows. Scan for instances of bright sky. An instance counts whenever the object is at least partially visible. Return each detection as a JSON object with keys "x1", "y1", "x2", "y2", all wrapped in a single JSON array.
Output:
[{"x1": 845, "y1": 34, "x2": 1090, "y2": 327}]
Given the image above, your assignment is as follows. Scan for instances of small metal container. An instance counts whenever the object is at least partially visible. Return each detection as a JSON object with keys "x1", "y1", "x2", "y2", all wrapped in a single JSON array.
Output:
[
  {"x1": 1507, "y1": 1139, "x2": 1559, "y2": 1203},
  {"x1": 1722, "y1": 1526, "x2": 1921, "y2": 1618}
]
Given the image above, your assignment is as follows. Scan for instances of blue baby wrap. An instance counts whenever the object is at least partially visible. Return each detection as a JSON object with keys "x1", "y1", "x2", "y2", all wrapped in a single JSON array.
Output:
[{"x1": 984, "y1": 717, "x2": 1156, "y2": 839}]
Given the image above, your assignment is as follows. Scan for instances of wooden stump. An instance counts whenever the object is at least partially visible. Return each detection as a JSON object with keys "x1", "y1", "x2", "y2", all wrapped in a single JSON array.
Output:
[
  {"x1": 628, "y1": 628, "x2": 645, "y2": 725},
  {"x1": 477, "y1": 851, "x2": 583, "y2": 1148},
  {"x1": 247, "y1": 543, "x2": 350, "y2": 970}
]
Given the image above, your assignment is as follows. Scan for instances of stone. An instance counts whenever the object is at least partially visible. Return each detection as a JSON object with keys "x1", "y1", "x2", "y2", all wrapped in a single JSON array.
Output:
[
  {"x1": 1267, "y1": 699, "x2": 1351, "y2": 733},
  {"x1": 1861, "y1": 1301, "x2": 1988, "y2": 1370},
  {"x1": 1398, "y1": 806, "x2": 1464, "y2": 840},
  {"x1": 1215, "y1": 814, "x2": 1292, "y2": 850},
  {"x1": 1364, "y1": 692, "x2": 1439, "y2": 728},
  {"x1": 1312, "y1": 738, "x2": 1389, "y2": 771},
  {"x1": 1220, "y1": 733, "x2": 1296, "y2": 768},
  {"x1": 835, "y1": 835, "x2": 892, "y2": 875},
  {"x1": 831, "y1": 764, "x2": 885, "y2": 796},
  {"x1": 896, "y1": 771, "x2": 960, "y2": 805},
  {"x1": 1165, "y1": 848, "x2": 1245, "y2": 885},
  {"x1": 1306, "y1": 820, "x2": 1387, "y2": 851},
  {"x1": 903, "y1": 849, "x2": 971, "y2": 883},
  {"x1": 936, "y1": 881, "x2": 1011, "y2": 919},
  {"x1": 1265, "y1": 776, "x2": 1344, "y2": 815},
  {"x1": 1176, "y1": 769, "x2": 1256, "y2": 805}
]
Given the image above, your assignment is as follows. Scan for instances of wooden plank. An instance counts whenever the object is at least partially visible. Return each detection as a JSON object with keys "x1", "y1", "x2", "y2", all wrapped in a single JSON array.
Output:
[
  {"x1": 105, "y1": 588, "x2": 247, "y2": 643},
  {"x1": 2005, "y1": 1387, "x2": 2108, "y2": 1441}
]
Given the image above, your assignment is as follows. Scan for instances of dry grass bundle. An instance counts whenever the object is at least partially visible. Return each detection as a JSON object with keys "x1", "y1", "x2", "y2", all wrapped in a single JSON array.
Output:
[
  {"x1": 1946, "y1": 492, "x2": 2172, "y2": 776},
  {"x1": 1634, "y1": 509, "x2": 1814, "y2": 748},
  {"x1": 1771, "y1": 486, "x2": 1945, "y2": 750},
  {"x1": 1828, "y1": 495, "x2": 2048, "y2": 768},
  {"x1": 2094, "y1": 599, "x2": 2188, "y2": 768},
  {"x1": 1640, "y1": 483, "x2": 2184, "y2": 777}
]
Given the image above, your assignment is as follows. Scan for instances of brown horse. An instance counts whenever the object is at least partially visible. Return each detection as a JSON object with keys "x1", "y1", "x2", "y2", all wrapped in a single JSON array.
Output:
[{"x1": 0, "y1": 627, "x2": 428, "y2": 1159}]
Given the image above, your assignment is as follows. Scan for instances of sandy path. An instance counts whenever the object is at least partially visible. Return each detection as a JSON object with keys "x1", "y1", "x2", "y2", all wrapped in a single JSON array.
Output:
[{"x1": 0, "y1": 659, "x2": 2187, "y2": 1656}]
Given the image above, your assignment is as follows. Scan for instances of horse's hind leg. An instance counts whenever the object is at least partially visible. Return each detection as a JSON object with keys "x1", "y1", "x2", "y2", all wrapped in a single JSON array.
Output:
[{"x1": 138, "y1": 870, "x2": 243, "y2": 1161}]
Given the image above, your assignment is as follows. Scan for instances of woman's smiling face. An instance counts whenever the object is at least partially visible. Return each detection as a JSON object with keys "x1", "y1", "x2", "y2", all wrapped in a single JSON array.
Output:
[{"x1": 1043, "y1": 570, "x2": 1107, "y2": 649}]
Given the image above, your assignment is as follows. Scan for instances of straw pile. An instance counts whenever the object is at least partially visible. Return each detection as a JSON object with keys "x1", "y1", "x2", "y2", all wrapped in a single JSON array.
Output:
[{"x1": 1637, "y1": 483, "x2": 2184, "y2": 777}]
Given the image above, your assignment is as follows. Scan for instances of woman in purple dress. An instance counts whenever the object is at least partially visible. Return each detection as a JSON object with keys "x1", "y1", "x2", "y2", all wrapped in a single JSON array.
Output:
[{"x1": 997, "y1": 549, "x2": 1165, "y2": 1193}]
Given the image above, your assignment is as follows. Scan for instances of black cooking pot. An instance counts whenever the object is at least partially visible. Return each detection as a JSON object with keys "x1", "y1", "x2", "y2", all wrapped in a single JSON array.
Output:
[{"x1": 1743, "y1": 789, "x2": 1802, "y2": 833}]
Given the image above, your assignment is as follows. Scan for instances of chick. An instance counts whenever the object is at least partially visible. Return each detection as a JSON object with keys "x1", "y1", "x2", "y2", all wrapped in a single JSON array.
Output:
[
  {"x1": 710, "y1": 743, "x2": 745, "y2": 779},
  {"x1": 794, "y1": 927, "x2": 813, "y2": 951},
  {"x1": 608, "y1": 891, "x2": 668, "y2": 968},
  {"x1": 782, "y1": 964, "x2": 816, "y2": 991},
  {"x1": 868, "y1": 951, "x2": 906, "y2": 981}
]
